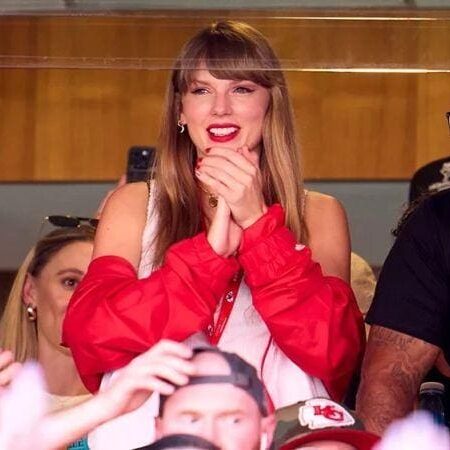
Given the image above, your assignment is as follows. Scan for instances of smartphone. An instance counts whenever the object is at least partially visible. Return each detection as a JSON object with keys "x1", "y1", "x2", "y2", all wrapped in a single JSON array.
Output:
[{"x1": 126, "y1": 146, "x2": 156, "y2": 183}]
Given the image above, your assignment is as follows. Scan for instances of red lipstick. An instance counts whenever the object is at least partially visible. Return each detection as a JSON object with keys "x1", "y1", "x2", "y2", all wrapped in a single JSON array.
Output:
[{"x1": 207, "y1": 124, "x2": 240, "y2": 143}]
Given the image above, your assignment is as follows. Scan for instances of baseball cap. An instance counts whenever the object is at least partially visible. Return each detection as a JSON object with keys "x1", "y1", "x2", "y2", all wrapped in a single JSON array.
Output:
[
  {"x1": 158, "y1": 347, "x2": 269, "y2": 417},
  {"x1": 273, "y1": 398, "x2": 380, "y2": 450},
  {"x1": 409, "y1": 156, "x2": 450, "y2": 203},
  {"x1": 133, "y1": 433, "x2": 219, "y2": 450}
]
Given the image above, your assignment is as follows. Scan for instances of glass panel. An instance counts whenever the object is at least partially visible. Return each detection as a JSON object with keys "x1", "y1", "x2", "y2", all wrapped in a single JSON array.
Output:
[
  {"x1": 1, "y1": 12, "x2": 450, "y2": 71},
  {"x1": 0, "y1": 8, "x2": 449, "y2": 181},
  {"x1": 0, "y1": 0, "x2": 427, "y2": 13},
  {"x1": 3, "y1": 0, "x2": 450, "y2": 12},
  {"x1": 0, "y1": 3, "x2": 449, "y2": 270}
]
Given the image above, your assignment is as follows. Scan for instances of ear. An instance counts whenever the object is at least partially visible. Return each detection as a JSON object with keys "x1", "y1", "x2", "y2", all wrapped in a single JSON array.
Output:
[
  {"x1": 261, "y1": 413, "x2": 276, "y2": 449},
  {"x1": 22, "y1": 273, "x2": 38, "y2": 308},
  {"x1": 179, "y1": 111, "x2": 186, "y2": 125}
]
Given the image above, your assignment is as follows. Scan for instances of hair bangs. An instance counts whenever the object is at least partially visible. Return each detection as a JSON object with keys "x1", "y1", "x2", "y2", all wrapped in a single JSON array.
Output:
[
  {"x1": 175, "y1": 56, "x2": 274, "y2": 93},
  {"x1": 174, "y1": 28, "x2": 277, "y2": 93}
]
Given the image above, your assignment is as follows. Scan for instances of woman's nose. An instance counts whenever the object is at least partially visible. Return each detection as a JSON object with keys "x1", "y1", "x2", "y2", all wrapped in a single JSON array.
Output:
[{"x1": 211, "y1": 92, "x2": 232, "y2": 116}]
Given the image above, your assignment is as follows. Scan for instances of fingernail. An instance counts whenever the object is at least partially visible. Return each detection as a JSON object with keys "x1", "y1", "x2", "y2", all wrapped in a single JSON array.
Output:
[{"x1": 195, "y1": 169, "x2": 202, "y2": 177}]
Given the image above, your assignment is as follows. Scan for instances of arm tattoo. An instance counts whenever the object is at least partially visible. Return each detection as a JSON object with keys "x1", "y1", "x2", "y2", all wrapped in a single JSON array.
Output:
[{"x1": 356, "y1": 326, "x2": 439, "y2": 435}]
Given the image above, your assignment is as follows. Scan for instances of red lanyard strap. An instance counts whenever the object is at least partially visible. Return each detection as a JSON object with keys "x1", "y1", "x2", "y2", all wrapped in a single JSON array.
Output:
[{"x1": 208, "y1": 270, "x2": 243, "y2": 345}]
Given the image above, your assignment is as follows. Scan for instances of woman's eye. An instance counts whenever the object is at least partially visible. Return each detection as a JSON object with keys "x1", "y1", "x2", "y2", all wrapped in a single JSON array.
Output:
[
  {"x1": 62, "y1": 278, "x2": 79, "y2": 289},
  {"x1": 191, "y1": 87, "x2": 209, "y2": 95},
  {"x1": 234, "y1": 86, "x2": 254, "y2": 94}
]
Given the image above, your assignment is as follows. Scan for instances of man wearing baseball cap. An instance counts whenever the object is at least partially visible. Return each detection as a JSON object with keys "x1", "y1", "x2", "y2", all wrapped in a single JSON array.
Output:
[
  {"x1": 154, "y1": 347, "x2": 275, "y2": 450},
  {"x1": 273, "y1": 398, "x2": 379, "y2": 450},
  {"x1": 138, "y1": 433, "x2": 220, "y2": 450}
]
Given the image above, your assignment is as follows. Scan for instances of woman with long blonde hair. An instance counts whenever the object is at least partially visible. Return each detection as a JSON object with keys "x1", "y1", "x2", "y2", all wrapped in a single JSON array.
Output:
[
  {"x1": 63, "y1": 21, "x2": 364, "y2": 434},
  {"x1": 0, "y1": 225, "x2": 95, "y2": 412}
]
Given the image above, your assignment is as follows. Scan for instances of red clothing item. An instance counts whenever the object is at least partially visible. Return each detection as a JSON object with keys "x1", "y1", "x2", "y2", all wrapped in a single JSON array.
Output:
[
  {"x1": 239, "y1": 205, "x2": 365, "y2": 401},
  {"x1": 63, "y1": 204, "x2": 364, "y2": 400},
  {"x1": 62, "y1": 233, "x2": 239, "y2": 393}
]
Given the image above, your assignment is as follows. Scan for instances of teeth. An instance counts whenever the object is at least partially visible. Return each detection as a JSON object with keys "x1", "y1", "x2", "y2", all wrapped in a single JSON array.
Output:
[{"x1": 209, "y1": 127, "x2": 238, "y2": 136}]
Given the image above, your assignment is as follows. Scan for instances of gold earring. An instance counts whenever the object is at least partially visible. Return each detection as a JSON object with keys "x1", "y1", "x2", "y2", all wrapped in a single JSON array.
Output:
[
  {"x1": 26, "y1": 304, "x2": 37, "y2": 322},
  {"x1": 177, "y1": 120, "x2": 185, "y2": 134}
]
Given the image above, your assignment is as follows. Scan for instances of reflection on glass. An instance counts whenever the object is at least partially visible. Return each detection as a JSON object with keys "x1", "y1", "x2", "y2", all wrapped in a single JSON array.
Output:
[{"x1": 1, "y1": 10, "x2": 450, "y2": 71}]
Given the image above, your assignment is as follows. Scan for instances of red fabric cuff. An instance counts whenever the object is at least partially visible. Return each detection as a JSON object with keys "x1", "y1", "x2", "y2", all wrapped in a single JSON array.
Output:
[
  {"x1": 239, "y1": 203, "x2": 285, "y2": 253},
  {"x1": 190, "y1": 232, "x2": 239, "y2": 269},
  {"x1": 238, "y1": 204, "x2": 309, "y2": 287},
  {"x1": 169, "y1": 232, "x2": 240, "y2": 294}
]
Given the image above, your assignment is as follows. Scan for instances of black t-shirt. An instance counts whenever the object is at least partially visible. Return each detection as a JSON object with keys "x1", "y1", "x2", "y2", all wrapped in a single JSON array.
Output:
[
  {"x1": 367, "y1": 189, "x2": 450, "y2": 359},
  {"x1": 367, "y1": 189, "x2": 450, "y2": 417}
]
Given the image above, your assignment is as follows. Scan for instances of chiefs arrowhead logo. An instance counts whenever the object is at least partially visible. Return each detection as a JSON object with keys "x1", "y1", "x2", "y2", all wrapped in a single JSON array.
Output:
[{"x1": 298, "y1": 399, "x2": 355, "y2": 430}]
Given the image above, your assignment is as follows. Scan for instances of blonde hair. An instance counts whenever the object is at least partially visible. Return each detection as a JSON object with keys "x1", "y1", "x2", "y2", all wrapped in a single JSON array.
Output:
[
  {"x1": 0, "y1": 226, "x2": 95, "y2": 362},
  {"x1": 153, "y1": 20, "x2": 305, "y2": 267},
  {"x1": 0, "y1": 248, "x2": 37, "y2": 362}
]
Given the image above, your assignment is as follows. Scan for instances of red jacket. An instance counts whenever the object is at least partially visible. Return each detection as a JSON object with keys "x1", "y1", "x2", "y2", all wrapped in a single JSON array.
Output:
[{"x1": 62, "y1": 204, "x2": 364, "y2": 400}]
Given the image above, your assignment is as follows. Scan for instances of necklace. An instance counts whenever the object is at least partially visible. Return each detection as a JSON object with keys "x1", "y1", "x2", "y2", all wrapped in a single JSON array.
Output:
[{"x1": 198, "y1": 183, "x2": 218, "y2": 208}]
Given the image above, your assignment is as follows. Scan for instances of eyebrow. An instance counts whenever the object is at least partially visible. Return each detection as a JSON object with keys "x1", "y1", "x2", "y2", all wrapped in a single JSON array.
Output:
[
  {"x1": 218, "y1": 409, "x2": 245, "y2": 417},
  {"x1": 190, "y1": 78, "x2": 255, "y2": 87},
  {"x1": 56, "y1": 268, "x2": 84, "y2": 276},
  {"x1": 190, "y1": 78, "x2": 211, "y2": 85}
]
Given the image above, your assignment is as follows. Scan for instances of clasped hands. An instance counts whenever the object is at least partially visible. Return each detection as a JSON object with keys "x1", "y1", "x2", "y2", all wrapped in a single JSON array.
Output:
[{"x1": 195, "y1": 146, "x2": 268, "y2": 258}]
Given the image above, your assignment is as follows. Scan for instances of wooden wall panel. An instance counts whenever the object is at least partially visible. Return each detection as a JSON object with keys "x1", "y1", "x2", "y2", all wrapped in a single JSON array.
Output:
[
  {"x1": 292, "y1": 72, "x2": 418, "y2": 179},
  {"x1": 0, "y1": 11, "x2": 449, "y2": 181},
  {"x1": 0, "y1": 68, "x2": 168, "y2": 180}
]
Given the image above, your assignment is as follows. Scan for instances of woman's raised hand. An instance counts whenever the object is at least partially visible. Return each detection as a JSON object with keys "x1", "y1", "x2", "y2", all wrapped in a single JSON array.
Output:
[
  {"x1": 205, "y1": 196, "x2": 242, "y2": 257},
  {"x1": 196, "y1": 146, "x2": 267, "y2": 230}
]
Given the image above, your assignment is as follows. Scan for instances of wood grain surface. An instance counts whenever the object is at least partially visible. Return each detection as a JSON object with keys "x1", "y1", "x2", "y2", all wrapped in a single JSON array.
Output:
[{"x1": 0, "y1": 10, "x2": 449, "y2": 181}]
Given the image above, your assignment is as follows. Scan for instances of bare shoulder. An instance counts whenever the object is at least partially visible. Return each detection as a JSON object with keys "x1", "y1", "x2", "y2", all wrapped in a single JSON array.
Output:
[
  {"x1": 304, "y1": 191, "x2": 350, "y2": 281},
  {"x1": 105, "y1": 181, "x2": 149, "y2": 210},
  {"x1": 305, "y1": 191, "x2": 348, "y2": 226},
  {"x1": 93, "y1": 182, "x2": 150, "y2": 269}
]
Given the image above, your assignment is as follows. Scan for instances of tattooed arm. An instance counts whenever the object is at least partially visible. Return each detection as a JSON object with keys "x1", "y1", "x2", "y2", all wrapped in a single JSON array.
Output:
[{"x1": 356, "y1": 325, "x2": 439, "y2": 436}]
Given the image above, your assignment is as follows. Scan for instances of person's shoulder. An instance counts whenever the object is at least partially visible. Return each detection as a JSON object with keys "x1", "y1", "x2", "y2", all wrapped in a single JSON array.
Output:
[
  {"x1": 93, "y1": 181, "x2": 150, "y2": 264},
  {"x1": 98, "y1": 181, "x2": 150, "y2": 229},
  {"x1": 304, "y1": 191, "x2": 350, "y2": 280},
  {"x1": 305, "y1": 190, "x2": 347, "y2": 224},
  {"x1": 106, "y1": 181, "x2": 149, "y2": 213}
]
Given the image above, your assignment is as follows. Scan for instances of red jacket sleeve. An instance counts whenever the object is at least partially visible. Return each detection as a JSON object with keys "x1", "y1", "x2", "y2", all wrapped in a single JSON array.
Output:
[
  {"x1": 62, "y1": 232, "x2": 239, "y2": 392},
  {"x1": 238, "y1": 204, "x2": 365, "y2": 401}
]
